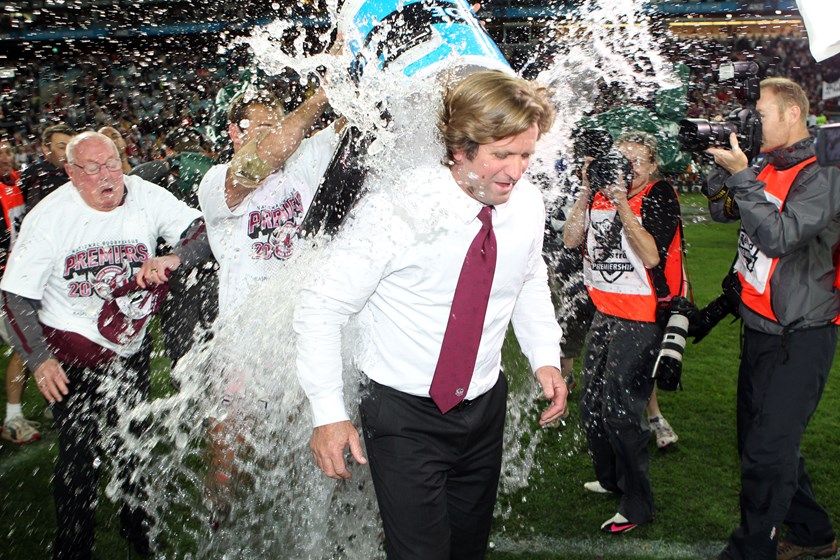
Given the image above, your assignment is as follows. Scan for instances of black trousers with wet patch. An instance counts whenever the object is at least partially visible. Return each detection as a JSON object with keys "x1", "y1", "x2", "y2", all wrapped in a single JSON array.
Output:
[
  {"x1": 51, "y1": 339, "x2": 151, "y2": 560},
  {"x1": 579, "y1": 311, "x2": 661, "y2": 525},
  {"x1": 720, "y1": 325, "x2": 836, "y2": 560},
  {"x1": 359, "y1": 373, "x2": 508, "y2": 560}
]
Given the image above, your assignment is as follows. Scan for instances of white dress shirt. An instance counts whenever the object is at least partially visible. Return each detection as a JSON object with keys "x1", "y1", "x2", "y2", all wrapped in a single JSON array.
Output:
[{"x1": 294, "y1": 164, "x2": 562, "y2": 427}]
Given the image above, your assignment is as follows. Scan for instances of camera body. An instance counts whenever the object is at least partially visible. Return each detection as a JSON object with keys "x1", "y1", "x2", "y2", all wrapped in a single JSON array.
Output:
[
  {"x1": 572, "y1": 127, "x2": 613, "y2": 162},
  {"x1": 816, "y1": 123, "x2": 840, "y2": 167},
  {"x1": 587, "y1": 150, "x2": 634, "y2": 193},
  {"x1": 678, "y1": 61, "x2": 763, "y2": 161},
  {"x1": 571, "y1": 127, "x2": 633, "y2": 193}
]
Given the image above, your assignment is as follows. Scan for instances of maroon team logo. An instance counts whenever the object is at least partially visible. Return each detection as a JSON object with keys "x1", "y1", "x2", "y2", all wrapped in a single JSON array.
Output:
[
  {"x1": 91, "y1": 261, "x2": 133, "y2": 299},
  {"x1": 247, "y1": 192, "x2": 304, "y2": 261},
  {"x1": 63, "y1": 243, "x2": 149, "y2": 299}
]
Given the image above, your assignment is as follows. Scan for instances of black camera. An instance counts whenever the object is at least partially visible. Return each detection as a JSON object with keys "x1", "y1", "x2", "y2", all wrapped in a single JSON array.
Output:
[
  {"x1": 571, "y1": 127, "x2": 633, "y2": 192},
  {"x1": 587, "y1": 150, "x2": 633, "y2": 192},
  {"x1": 688, "y1": 269, "x2": 742, "y2": 343},
  {"x1": 572, "y1": 127, "x2": 613, "y2": 161},
  {"x1": 678, "y1": 61, "x2": 763, "y2": 161},
  {"x1": 816, "y1": 123, "x2": 840, "y2": 167}
]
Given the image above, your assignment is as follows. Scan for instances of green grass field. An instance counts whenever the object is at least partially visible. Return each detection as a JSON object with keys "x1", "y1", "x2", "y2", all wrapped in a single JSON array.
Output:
[{"x1": 2, "y1": 193, "x2": 839, "y2": 559}]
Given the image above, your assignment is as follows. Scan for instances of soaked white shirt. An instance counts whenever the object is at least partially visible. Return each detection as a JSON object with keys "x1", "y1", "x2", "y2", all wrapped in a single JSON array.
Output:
[
  {"x1": 294, "y1": 164, "x2": 562, "y2": 427},
  {"x1": 1, "y1": 176, "x2": 200, "y2": 356},
  {"x1": 199, "y1": 125, "x2": 338, "y2": 315}
]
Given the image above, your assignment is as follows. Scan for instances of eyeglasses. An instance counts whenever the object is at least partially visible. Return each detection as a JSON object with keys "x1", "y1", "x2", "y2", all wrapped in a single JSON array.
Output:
[{"x1": 73, "y1": 158, "x2": 122, "y2": 176}]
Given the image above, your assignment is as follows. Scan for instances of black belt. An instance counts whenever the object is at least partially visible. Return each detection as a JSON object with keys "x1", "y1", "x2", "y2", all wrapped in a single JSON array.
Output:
[{"x1": 364, "y1": 377, "x2": 490, "y2": 412}]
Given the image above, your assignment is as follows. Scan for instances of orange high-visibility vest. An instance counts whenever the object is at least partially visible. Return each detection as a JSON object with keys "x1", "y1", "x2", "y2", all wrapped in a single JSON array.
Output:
[
  {"x1": 0, "y1": 171, "x2": 24, "y2": 252},
  {"x1": 736, "y1": 157, "x2": 816, "y2": 323},
  {"x1": 584, "y1": 181, "x2": 687, "y2": 323}
]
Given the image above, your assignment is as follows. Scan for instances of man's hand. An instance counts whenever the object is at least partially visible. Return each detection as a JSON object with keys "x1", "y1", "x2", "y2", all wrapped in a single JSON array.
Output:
[
  {"x1": 310, "y1": 420, "x2": 368, "y2": 480},
  {"x1": 135, "y1": 255, "x2": 180, "y2": 288},
  {"x1": 34, "y1": 358, "x2": 69, "y2": 403},
  {"x1": 706, "y1": 132, "x2": 749, "y2": 175},
  {"x1": 535, "y1": 366, "x2": 568, "y2": 426}
]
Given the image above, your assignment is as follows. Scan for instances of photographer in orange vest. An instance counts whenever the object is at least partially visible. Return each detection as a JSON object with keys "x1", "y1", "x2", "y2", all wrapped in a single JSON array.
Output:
[
  {"x1": 706, "y1": 77, "x2": 840, "y2": 560},
  {"x1": 565, "y1": 130, "x2": 686, "y2": 534}
]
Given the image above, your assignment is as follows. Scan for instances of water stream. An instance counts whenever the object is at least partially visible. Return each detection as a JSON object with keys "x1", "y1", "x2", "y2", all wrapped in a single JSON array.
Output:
[{"x1": 111, "y1": 1, "x2": 681, "y2": 557}]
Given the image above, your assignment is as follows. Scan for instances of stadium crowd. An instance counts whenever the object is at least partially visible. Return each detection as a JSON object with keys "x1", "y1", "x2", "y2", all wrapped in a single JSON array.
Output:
[
  {"x1": 678, "y1": 34, "x2": 839, "y2": 120},
  {"x1": 0, "y1": 34, "x2": 837, "y2": 171},
  {"x1": 2, "y1": 52, "x2": 219, "y2": 165}
]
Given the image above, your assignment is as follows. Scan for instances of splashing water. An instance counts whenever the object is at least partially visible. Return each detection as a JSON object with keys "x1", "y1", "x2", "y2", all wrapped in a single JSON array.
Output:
[{"x1": 109, "y1": 0, "x2": 681, "y2": 557}]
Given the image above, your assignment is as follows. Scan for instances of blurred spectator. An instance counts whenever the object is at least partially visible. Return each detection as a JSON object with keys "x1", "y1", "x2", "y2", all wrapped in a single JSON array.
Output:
[
  {"x1": 131, "y1": 127, "x2": 214, "y2": 208},
  {"x1": 19, "y1": 124, "x2": 76, "y2": 209},
  {"x1": 98, "y1": 126, "x2": 133, "y2": 173},
  {"x1": 0, "y1": 138, "x2": 17, "y2": 189},
  {"x1": 0, "y1": 138, "x2": 35, "y2": 445}
]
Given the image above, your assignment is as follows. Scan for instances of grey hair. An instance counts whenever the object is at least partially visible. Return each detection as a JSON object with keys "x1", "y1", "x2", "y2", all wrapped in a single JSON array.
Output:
[
  {"x1": 616, "y1": 130, "x2": 661, "y2": 172},
  {"x1": 65, "y1": 131, "x2": 119, "y2": 165}
]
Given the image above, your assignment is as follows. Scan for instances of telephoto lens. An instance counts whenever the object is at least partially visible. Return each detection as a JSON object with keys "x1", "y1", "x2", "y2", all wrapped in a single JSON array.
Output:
[{"x1": 652, "y1": 297, "x2": 691, "y2": 391}]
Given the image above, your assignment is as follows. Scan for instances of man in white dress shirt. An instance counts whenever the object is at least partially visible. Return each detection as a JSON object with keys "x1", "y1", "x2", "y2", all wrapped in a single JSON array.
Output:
[{"x1": 294, "y1": 70, "x2": 567, "y2": 560}]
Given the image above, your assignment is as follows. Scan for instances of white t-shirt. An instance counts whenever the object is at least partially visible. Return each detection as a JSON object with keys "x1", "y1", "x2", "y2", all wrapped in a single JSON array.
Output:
[
  {"x1": 199, "y1": 125, "x2": 338, "y2": 314},
  {"x1": 0, "y1": 175, "x2": 201, "y2": 356}
]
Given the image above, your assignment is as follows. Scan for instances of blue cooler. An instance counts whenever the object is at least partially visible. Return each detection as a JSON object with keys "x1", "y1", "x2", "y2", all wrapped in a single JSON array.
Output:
[{"x1": 339, "y1": 0, "x2": 512, "y2": 82}]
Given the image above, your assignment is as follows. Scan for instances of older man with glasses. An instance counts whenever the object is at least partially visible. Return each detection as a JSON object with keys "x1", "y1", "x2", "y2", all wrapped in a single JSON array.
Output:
[{"x1": 0, "y1": 131, "x2": 207, "y2": 559}]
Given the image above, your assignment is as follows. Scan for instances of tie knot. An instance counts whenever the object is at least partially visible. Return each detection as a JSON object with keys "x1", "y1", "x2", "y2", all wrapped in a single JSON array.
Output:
[{"x1": 477, "y1": 205, "x2": 493, "y2": 228}]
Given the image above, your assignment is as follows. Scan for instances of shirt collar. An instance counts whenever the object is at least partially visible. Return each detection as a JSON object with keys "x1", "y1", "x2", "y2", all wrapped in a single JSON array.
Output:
[{"x1": 443, "y1": 169, "x2": 503, "y2": 224}]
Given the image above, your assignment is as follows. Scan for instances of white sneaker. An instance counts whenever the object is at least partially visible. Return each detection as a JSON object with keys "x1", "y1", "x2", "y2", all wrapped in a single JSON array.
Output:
[
  {"x1": 1, "y1": 416, "x2": 42, "y2": 445},
  {"x1": 584, "y1": 481, "x2": 612, "y2": 494},
  {"x1": 649, "y1": 416, "x2": 678, "y2": 449}
]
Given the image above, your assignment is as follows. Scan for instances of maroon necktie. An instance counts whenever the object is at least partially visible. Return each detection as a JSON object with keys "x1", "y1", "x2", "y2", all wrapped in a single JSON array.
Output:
[{"x1": 429, "y1": 205, "x2": 497, "y2": 413}]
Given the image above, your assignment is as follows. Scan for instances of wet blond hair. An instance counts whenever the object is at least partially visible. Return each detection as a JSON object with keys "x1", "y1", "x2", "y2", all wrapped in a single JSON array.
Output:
[
  {"x1": 760, "y1": 77, "x2": 809, "y2": 123},
  {"x1": 439, "y1": 70, "x2": 555, "y2": 162}
]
